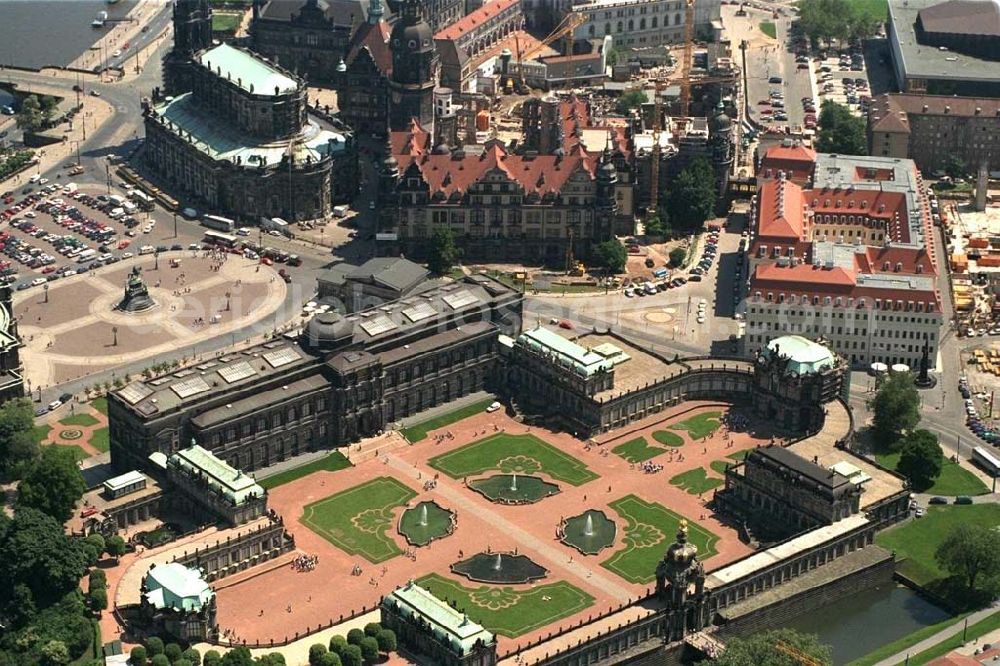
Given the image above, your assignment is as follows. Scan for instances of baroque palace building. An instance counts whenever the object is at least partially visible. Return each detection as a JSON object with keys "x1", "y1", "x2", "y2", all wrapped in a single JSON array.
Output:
[
  {"x1": 146, "y1": 2, "x2": 357, "y2": 221},
  {"x1": 108, "y1": 275, "x2": 522, "y2": 475}
]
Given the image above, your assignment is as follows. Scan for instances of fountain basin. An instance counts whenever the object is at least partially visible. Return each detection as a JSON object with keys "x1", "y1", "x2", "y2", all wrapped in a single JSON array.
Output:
[
  {"x1": 398, "y1": 501, "x2": 455, "y2": 547},
  {"x1": 451, "y1": 552, "x2": 548, "y2": 584},
  {"x1": 560, "y1": 509, "x2": 617, "y2": 556},
  {"x1": 468, "y1": 474, "x2": 559, "y2": 505}
]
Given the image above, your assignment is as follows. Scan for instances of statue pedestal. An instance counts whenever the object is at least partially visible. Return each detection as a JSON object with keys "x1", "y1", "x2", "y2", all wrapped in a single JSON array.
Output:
[{"x1": 116, "y1": 266, "x2": 157, "y2": 313}]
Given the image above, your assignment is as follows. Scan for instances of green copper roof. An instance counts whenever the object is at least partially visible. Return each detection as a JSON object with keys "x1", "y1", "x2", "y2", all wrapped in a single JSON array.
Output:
[
  {"x1": 517, "y1": 326, "x2": 613, "y2": 378},
  {"x1": 170, "y1": 445, "x2": 264, "y2": 505},
  {"x1": 384, "y1": 582, "x2": 494, "y2": 656},
  {"x1": 765, "y1": 335, "x2": 835, "y2": 375},
  {"x1": 198, "y1": 43, "x2": 297, "y2": 96},
  {"x1": 144, "y1": 562, "x2": 213, "y2": 612}
]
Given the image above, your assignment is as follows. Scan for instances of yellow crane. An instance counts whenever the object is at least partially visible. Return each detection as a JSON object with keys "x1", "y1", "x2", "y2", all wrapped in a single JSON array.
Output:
[
  {"x1": 774, "y1": 641, "x2": 825, "y2": 666},
  {"x1": 680, "y1": 0, "x2": 696, "y2": 117}
]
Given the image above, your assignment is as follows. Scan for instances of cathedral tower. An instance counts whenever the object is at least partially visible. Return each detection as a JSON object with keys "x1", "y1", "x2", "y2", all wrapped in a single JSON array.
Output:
[
  {"x1": 163, "y1": 0, "x2": 213, "y2": 95},
  {"x1": 387, "y1": 0, "x2": 438, "y2": 133}
]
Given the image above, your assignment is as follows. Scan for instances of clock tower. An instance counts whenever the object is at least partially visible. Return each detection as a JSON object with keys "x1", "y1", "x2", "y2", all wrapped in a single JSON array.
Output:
[{"x1": 387, "y1": 0, "x2": 438, "y2": 133}]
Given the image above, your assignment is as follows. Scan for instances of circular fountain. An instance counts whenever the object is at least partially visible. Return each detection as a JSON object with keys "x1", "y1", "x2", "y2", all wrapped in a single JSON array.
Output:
[
  {"x1": 560, "y1": 509, "x2": 617, "y2": 556},
  {"x1": 451, "y1": 551, "x2": 549, "y2": 584},
  {"x1": 398, "y1": 501, "x2": 455, "y2": 547},
  {"x1": 468, "y1": 474, "x2": 559, "y2": 504}
]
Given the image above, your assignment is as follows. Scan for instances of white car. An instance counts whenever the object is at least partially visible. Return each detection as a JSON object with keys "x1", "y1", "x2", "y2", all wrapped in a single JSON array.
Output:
[
  {"x1": 25, "y1": 211, "x2": 36, "y2": 218},
  {"x1": 121, "y1": 252, "x2": 133, "y2": 259},
  {"x1": 39, "y1": 178, "x2": 49, "y2": 185},
  {"x1": 486, "y1": 401, "x2": 502, "y2": 413},
  {"x1": 47, "y1": 400, "x2": 62, "y2": 411},
  {"x1": 30, "y1": 277, "x2": 46, "y2": 286},
  {"x1": 268, "y1": 230, "x2": 283, "y2": 237},
  {"x1": 112, "y1": 49, "x2": 122, "y2": 58},
  {"x1": 696, "y1": 315, "x2": 706, "y2": 324}
]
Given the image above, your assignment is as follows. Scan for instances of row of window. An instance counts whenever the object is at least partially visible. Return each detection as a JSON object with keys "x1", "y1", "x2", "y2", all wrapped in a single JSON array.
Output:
[
  {"x1": 748, "y1": 306, "x2": 938, "y2": 326},
  {"x1": 752, "y1": 293, "x2": 936, "y2": 312}
]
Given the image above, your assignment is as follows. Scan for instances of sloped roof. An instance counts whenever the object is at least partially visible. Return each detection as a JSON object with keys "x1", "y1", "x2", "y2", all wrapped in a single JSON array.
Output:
[
  {"x1": 385, "y1": 581, "x2": 494, "y2": 656},
  {"x1": 868, "y1": 94, "x2": 912, "y2": 134},
  {"x1": 198, "y1": 43, "x2": 297, "y2": 96},
  {"x1": 347, "y1": 257, "x2": 429, "y2": 292},
  {"x1": 434, "y1": 0, "x2": 520, "y2": 40},
  {"x1": 756, "y1": 178, "x2": 808, "y2": 240},
  {"x1": 346, "y1": 19, "x2": 392, "y2": 74}
]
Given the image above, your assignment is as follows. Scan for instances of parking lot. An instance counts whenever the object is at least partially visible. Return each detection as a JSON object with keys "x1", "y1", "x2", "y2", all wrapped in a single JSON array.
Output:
[{"x1": 1, "y1": 179, "x2": 198, "y2": 290}]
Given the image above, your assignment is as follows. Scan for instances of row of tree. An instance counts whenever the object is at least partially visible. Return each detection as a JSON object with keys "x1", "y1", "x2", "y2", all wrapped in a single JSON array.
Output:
[
  {"x1": 869, "y1": 373, "x2": 944, "y2": 490},
  {"x1": 815, "y1": 101, "x2": 867, "y2": 156},
  {"x1": 15, "y1": 94, "x2": 59, "y2": 134},
  {"x1": 796, "y1": 0, "x2": 882, "y2": 46}
]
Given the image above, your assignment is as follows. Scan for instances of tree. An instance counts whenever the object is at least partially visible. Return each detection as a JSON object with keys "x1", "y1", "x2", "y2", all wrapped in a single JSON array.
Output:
[
  {"x1": 644, "y1": 214, "x2": 669, "y2": 238},
  {"x1": 668, "y1": 247, "x2": 686, "y2": 268},
  {"x1": 594, "y1": 239, "x2": 627, "y2": 273},
  {"x1": 105, "y1": 535, "x2": 127, "y2": 561},
  {"x1": 943, "y1": 154, "x2": 967, "y2": 179},
  {"x1": 816, "y1": 100, "x2": 867, "y2": 155},
  {"x1": 317, "y1": 654, "x2": 341, "y2": 666},
  {"x1": 615, "y1": 90, "x2": 646, "y2": 115},
  {"x1": 17, "y1": 445, "x2": 86, "y2": 522},
  {"x1": 40, "y1": 640, "x2": 71, "y2": 666},
  {"x1": 16, "y1": 95, "x2": 46, "y2": 133},
  {"x1": 796, "y1": 0, "x2": 880, "y2": 44},
  {"x1": 340, "y1": 646, "x2": 362, "y2": 666},
  {"x1": 665, "y1": 157, "x2": 717, "y2": 231},
  {"x1": 87, "y1": 586, "x2": 107, "y2": 613},
  {"x1": 164, "y1": 644, "x2": 183, "y2": 663},
  {"x1": 150, "y1": 656, "x2": 170, "y2": 666},
  {"x1": 203, "y1": 651, "x2": 222, "y2": 666},
  {"x1": 896, "y1": 429, "x2": 944, "y2": 491},
  {"x1": 426, "y1": 228, "x2": 461, "y2": 276},
  {"x1": 375, "y1": 629, "x2": 396, "y2": 653},
  {"x1": 329, "y1": 636, "x2": 349, "y2": 655},
  {"x1": 84, "y1": 533, "x2": 105, "y2": 554},
  {"x1": 713, "y1": 628, "x2": 832, "y2": 666},
  {"x1": 606, "y1": 46, "x2": 625, "y2": 68},
  {"x1": 130, "y1": 646, "x2": 148, "y2": 666},
  {"x1": 309, "y1": 645, "x2": 328, "y2": 666},
  {"x1": 359, "y1": 637, "x2": 379, "y2": 664},
  {"x1": 0, "y1": 508, "x2": 88, "y2": 607},
  {"x1": 868, "y1": 372, "x2": 920, "y2": 449},
  {"x1": 182, "y1": 648, "x2": 202, "y2": 666},
  {"x1": 936, "y1": 524, "x2": 1000, "y2": 593},
  {"x1": 346, "y1": 629, "x2": 365, "y2": 646},
  {"x1": 254, "y1": 654, "x2": 285, "y2": 666},
  {"x1": 145, "y1": 638, "x2": 165, "y2": 657},
  {"x1": 0, "y1": 398, "x2": 40, "y2": 478},
  {"x1": 219, "y1": 647, "x2": 253, "y2": 666},
  {"x1": 363, "y1": 623, "x2": 382, "y2": 637}
]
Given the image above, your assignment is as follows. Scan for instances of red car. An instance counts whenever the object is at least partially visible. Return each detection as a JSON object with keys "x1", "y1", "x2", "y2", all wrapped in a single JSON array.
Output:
[
  {"x1": 261, "y1": 257, "x2": 273, "y2": 266},
  {"x1": 41, "y1": 266, "x2": 55, "y2": 274}
]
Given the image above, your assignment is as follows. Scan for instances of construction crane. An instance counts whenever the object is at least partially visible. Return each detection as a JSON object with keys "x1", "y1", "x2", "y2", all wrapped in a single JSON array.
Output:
[
  {"x1": 510, "y1": 13, "x2": 588, "y2": 93},
  {"x1": 680, "y1": 0, "x2": 696, "y2": 118},
  {"x1": 648, "y1": 73, "x2": 666, "y2": 221},
  {"x1": 774, "y1": 641, "x2": 824, "y2": 666}
]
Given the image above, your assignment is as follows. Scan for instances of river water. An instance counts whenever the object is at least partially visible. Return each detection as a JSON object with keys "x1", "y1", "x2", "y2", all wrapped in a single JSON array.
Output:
[
  {"x1": 0, "y1": 0, "x2": 138, "y2": 70},
  {"x1": 783, "y1": 584, "x2": 951, "y2": 664}
]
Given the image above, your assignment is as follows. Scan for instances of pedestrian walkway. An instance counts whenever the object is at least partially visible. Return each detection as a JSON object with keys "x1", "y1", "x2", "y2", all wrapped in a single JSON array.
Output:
[{"x1": 873, "y1": 605, "x2": 999, "y2": 666}]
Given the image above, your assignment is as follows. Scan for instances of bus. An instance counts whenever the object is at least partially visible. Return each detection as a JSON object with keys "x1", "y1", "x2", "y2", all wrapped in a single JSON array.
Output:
[
  {"x1": 202, "y1": 214, "x2": 235, "y2": 232},
  {"x1": 203, "y1": 231, "x2": 238, "y2": 248},
  {"x1": 972, "y1": 446, "x2": 1000, "y2": 477}
]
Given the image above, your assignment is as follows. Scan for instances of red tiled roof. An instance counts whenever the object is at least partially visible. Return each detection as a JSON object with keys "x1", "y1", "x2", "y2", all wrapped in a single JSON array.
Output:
[
  {"x1": 395, "y1": 140, "x2": 596, "y2": 198},
  {"x1": 759, "y1": 144, "x2": 817, "y2": 183},
  {"x1": 751, "y1": 263, "x2": 938, "y2": 305},
  {"x1": 756, "y1": 179, "x2": 809, "y2": 241},
  {"x1": 859, "y1": 245, "x2": 937, "y2": 276},
  {"x1": 434, "y1": 0, "x2": 521, "y2": 41},
  {"x1": 806, "y1": 189, "x2": 911, "y2": 243}
]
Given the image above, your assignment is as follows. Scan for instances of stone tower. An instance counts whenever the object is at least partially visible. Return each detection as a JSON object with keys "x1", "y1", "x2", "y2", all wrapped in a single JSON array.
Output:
[
  {"x1": 595, "y1": 149, "x2": 619, "y2": 241},
  {"x1": 655, "y1": 520, "x2": 708, "y2": 642},
  {"x1": 709, "y1": 100, "x2": 733, "y2": 201},
  {"x1": 163, "y1": 0, "x2": 213, "y2": 95},
  {"x1": 388, "y1": 0, "x2": 439, "y2": 133}
]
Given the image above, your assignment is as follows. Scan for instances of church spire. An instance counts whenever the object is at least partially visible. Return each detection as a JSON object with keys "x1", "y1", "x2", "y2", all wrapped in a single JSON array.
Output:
[{"x1": 368, "y1": 0, "x2": 384, "y2": 23}]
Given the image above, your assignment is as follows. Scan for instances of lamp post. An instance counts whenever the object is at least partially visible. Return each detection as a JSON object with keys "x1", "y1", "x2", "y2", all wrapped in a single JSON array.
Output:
[
  {"x1": 154, "y1": 251, "x2": 159, "y2": 271},
  {"x1": 43, "y1": 284, "x2": 49, "y2": 304},
  {"x1": 112, "y1": 326, "x2": 118, "y2": 347},
  {"x1": 225, "y1": 291, "x2": 231, "y2": 312}
]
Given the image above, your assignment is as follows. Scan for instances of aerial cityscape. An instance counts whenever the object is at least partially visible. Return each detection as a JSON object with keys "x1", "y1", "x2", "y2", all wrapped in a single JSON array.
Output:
[{"x1": 0, "y1": 0, "x2": 997, "y2": 664}]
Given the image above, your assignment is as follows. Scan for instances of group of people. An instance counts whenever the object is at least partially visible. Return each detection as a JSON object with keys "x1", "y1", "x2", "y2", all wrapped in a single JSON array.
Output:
[
  {"x1": 291, "y1": 553, "x2": 318, "y2": 572},
  {"x1": 432, "y1": 430, "x2": 455, "y2": 444},
  {"x1": 722, "y1": 411, "x2": 748, "y2": 431},
  {"x1": 638, "y1": 460, "x2": 665, "y2": 474}
]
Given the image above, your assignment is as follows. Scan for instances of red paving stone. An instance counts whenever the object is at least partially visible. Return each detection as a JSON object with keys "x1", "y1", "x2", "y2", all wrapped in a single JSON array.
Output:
[{"x1": 215, "y1": 403, "x2": 760, "y2": 653}]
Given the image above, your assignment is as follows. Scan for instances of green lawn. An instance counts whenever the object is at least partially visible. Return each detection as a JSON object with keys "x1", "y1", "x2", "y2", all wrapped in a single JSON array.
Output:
[
  {"x1": 847, "y1": 612, "x2": 970, "y2": 666},
  {"x1": 651, "y1": 430, "x2": 685, "y2": 447},
  {"x1": 851, "y1": 0, "x2": 889, "y2": 23},
  {"x1": 31, "y1": 424, "x2": 51, "y2": 445},
  {"x1": 58, "y1": 413, "x2": 99, "y2": 428},
  {"x1": 908, "y1": 611, "x2": 1000, "y2": 665},
  {"x1": 876, "y1": 504, "x2": 1000, "y2": 587},
  {"x1": 211, "y1": 12, "x2": 242, "y2": 32},
  {"x1": 416, "y1": 574, "x2": 594, "y2": 638},
  {"x1": 670, "y1": 467, "x2": 724, "y2": 495},
  {"x1": 301, "y1": 477, "x2": 416, "y2": 563},
  {"x1": 710, "y1": 449, "x2": 753, "y2": 475},
  {"x1": 258, "y1": 451, "x2": 352, "y2": 490},
  {"x1": 612, "y1": 437, "x2": 666, "y2": 463},
  {"x1": 88, "y1": 427, "x2": 109, "y2": 453},
  {"x1": 669, "y1": 411, "x2": 722, "y2": 440},
  {"x1": 48, "y1": 443, "x2": 89, "y2": 463},
  {"x1": 401, "y1": 398, "x2": 496, "y2": 443},
  {"x1": 428, "y1": 433, "x2": 598, "y2": 486},
  {"x1": 602, "y1": 495, "x2": 719, "y2": 583},
  {"x1": 90, "y1": 397, "x2": 108, "y2": 416},
  {"x1": 760, "y1": 21, "x2": 777, "y2": 38},
  {"x1": 876, "y1": 452, "x2": 989, "y2": 496}
]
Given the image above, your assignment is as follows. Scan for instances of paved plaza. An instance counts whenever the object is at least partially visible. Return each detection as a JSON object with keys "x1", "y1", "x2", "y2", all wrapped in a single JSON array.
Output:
[
  {"x1": 14, "y1": 252, "x2": 288, "y2": 387},
  {"x1": 203, "y1": 402, "x2": 765, "y2": 654}
]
